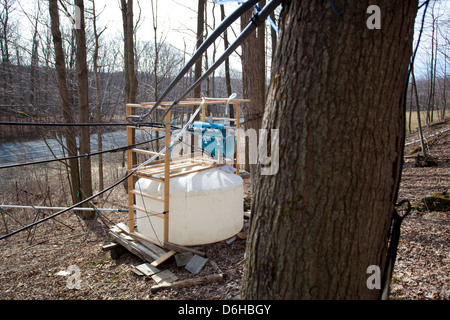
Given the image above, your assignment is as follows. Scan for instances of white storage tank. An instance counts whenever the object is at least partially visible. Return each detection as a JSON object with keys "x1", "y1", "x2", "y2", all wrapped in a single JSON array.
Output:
[{"x1": 134, "y1": 165, "x2": 244, "y2": 246}]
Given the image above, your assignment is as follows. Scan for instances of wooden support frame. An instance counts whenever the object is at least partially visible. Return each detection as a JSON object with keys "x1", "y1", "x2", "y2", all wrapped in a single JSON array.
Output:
[{"x1": 125, "y1": 97, "x2": 249, "y2": 255}]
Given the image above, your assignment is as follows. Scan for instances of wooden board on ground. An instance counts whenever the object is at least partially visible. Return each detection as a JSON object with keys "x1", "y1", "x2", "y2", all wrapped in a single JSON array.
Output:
[
  {"x1": 108, "y1": 223, "x2": 170, "y2": 265},
  {"x1": 150, "y1": 250, "x2": 177, "y2": 267},
  {"x1": 151, "y1": 269, "x2": 178, "y2": 285},
  {"x1": 108, "y1": 223, "x2": 212, "y2": 267},
  {"x1": 134, "y1": 263, "x2": 160, "y2": 277},
  {"x1": 164, "y1": 241, "x2": 206, "y2": 257}
]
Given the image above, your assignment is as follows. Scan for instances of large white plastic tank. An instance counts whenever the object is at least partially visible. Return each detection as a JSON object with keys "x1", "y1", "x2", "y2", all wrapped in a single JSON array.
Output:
[{"x1": 134, "y1": 165, "x2": 243, "y2": 246}]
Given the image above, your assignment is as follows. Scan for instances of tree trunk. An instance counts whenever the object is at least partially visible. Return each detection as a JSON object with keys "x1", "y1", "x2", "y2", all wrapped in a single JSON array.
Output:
[
  {"x1": 121, "y1": 0, "x2": 138, "y2": 104},
  {"x1": 150, "y1": 0, "x2": 160, "y2": 150},
  {"x1": 29, "y1": 2, "x2": 40, "y2": 106},
  {"x1": 194, "y1": 0, "x2": 205, "y2": 101},
  {"x1": 74, "y1": 0, "x2": 93, "y2": 219},
  {"x1": 442, "y1": 62, "x2": 447, "y2": 120},
  {"x1": 242, "y1": 0, "x2": 417, "y2": 300},
  {"x1": 121, "y1": 0, "x2": 137, "y2": 171},
  {"x1": 220, "y1": 6, "x2": 233, "y2": 100},
  {"x1": 92, "y1": 0, "x2": 104, "y2": 200},
  {"x1": 240, "y1": 1, "x2": 266, "y2": 179},
  {"x1": 49, "y1": 0, "x2": 82, "y2": 206}
]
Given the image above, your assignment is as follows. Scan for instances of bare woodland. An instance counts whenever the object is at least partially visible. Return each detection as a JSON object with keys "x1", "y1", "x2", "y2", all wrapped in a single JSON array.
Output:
[{"x1": 0, "y1": 0, "x2": 449, "y2": 301}]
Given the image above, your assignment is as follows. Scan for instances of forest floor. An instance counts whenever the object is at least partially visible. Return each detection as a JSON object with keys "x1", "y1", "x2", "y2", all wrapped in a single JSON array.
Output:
[{"x1": 0, "y1": 119, "x2": 449, "y2": 301}]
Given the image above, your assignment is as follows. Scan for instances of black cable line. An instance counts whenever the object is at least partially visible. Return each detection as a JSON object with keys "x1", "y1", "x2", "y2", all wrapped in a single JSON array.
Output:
[
  {"x1": 136, "y1": 179, "x2": 164, "y2": 247},
  {"x1": 0, "y1": 169, "x2": 135, "y2": 241},
  {"x1": 329, "y1": 0, "x2": 342, "y2": 18},
  {"x1": 418, "y1": 0, "x2": 430, "y2": 10},
  {"x1": 0, "y1": 121, "x2": 171, "y2": 128},
  {"x1": 0, "y1": 135, "x2": 165, "y2": 170},
  {"x1": 409, "y1": 0, "x2": 430, "y2": 77},
  {"x1": 0, "y1": 103, "x2": 204, "y2": 241}
]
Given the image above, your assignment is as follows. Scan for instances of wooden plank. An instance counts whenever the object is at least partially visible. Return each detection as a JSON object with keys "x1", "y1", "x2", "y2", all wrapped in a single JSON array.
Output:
[
  {"x1": 137, "y1": 153, "x2": 204, "y2": 169},
  {"x1": 202, "y1": 102, "x2": 206, "y2": 122},
  {"x1": 163, "y1": 164, "x2": 217, "y2": 179},
  {"x1": 150, "y1": 250, "x2": 177, "y2": 267},
  {"x1": 127, "y1": 125, "x2": 165, "y2": 132},
  {"x1": 235, "y1": 102, "x2": 240, "y2": 175},
  {"x1": 115, "y1": 223, "x2": 167, "y2": 257},
  {"x1": 130, "y1": 189, "x2": 163, "y2": 202},
  {"x1": 133, "y1": 171, "x2": 165, "y2": 182},
  {"x1": 129, "y1": 231, "x2": 167, "y2": 256},
  {"x1": 151, "y1": 269, "x2": 178, "y2": 285},
  {"x1": 212, "y1": 117, "x2": 236, "y2": 122},
  {"x1": 187, "y1": 97, "x2": 250, "y2": 103},
  {"x1": 125, "y1": 103, "x2": 143, "y2": 108},
  {"x1": 140, "y1": 161, "x2": 202, "y2": 176},
  {"x1": 135, "y1": 263, "x2": 160, "y2": 277},
  {"x1": 138, "y1": 158, "x2": 199, "y2": 170},
  {"x1": 131, "y1": 148, "x2": 159, "y2": 156},
  {"x1": 128, "y1": 99, "x2": 250, "y2": 110},
  {"x1": 164, "y1": 241, "x2": 206, "y2": 257},
  {"x1": 102, "y1": 242, "x2": 120, "y2": 251},
  {"x1": 127, "y1": 104, "x2": 136, "y2": 233},
  {"x1": 164, "y1": 111, "x2": 171, "y2": 244},
  {"x1": 108, "y1": 230, "x2": 162, "y2": 262},
  {"x1": 141, "y1": 101, "x2": 201, "y2": 107},
  {"x1": 133, "y1": 204, "x2": 164, "y2": 218}
]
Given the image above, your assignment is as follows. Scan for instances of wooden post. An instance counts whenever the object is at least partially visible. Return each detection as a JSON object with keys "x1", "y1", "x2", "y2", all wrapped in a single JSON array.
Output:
[
  {"x1": 202, "y1": 102, "x2": 206, "y2": 122},
  {"x1": 163, "y1": 110, "x2": 171, "y2": 243},
  {"x1": 127, "y1": 104, "x2": 136, "y2": 232}
]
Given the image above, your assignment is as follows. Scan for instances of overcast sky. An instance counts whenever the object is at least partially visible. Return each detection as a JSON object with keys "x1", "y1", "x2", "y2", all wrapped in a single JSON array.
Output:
[
  {"x1": 13, "y1": 0, "x2": 450, "y2": 79},
  {"x1": 96, "y1": 0, "x2": 450, "y2": 79},
  {"x1": 97, "y1": 0, "x2": 241, "y2": 56}
]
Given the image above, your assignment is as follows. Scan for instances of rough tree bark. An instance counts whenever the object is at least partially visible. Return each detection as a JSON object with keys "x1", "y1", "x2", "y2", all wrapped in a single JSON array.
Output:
[
  {"x1": 92, "y1": 0, "x2": 105, "y2": 200},
  {"x1": 121, "y1": 0, "x2": 138, "y2": 104},
  {"x1": 194, "y1": 0, "x2": 205, "y2": 101},
  {"x1": 220, "y1": 5, "x2": 232, "y2": 100},
  {"x1": 74, "y1": 0, "x2": 93, "y2": 218},
  {"x1": 240, "y1": 1, "x2": 266, "y2": 179},
  {"x1": 121, "y1": 0, "x2": 138, "y2": 173},
  {"x1": 49, "y1": 0, "x2": 82, "y2": 206},
  {"x1": 242, "y1": 0, "x2": 417, "y2": 299}
]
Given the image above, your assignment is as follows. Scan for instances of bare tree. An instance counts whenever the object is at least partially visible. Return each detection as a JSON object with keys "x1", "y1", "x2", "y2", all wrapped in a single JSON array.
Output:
[
  {"x1": 121, "y1": 0, "x2": 138, "y2": 104},
  {"x1": 90, "y1": 0, "x2": 106, "y2": 200},
  {"x1": 412, "y1": 65, "x2": 428, "y2": 158},
  {"x1": 74, "y1": 0, "x2": 93, "y2": 218},
  {"x1": 220, "y1": 5, "x2": 232, "y2": 100},
  {"x1": 0, "y1": 0, "x2": 15, "y2": 105},
  {"x1": 29, "y1": 1, "x2": 40, "y2": 107},
  {"x1": 240, "y1": 1, "x2": 266, "y2": 179},
  {"x1": 48, "y1": 0, "x2": 82, "y2": 206},
  {"x1": 194, "y1": 0, "x2": 205, "y2": 101}
]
